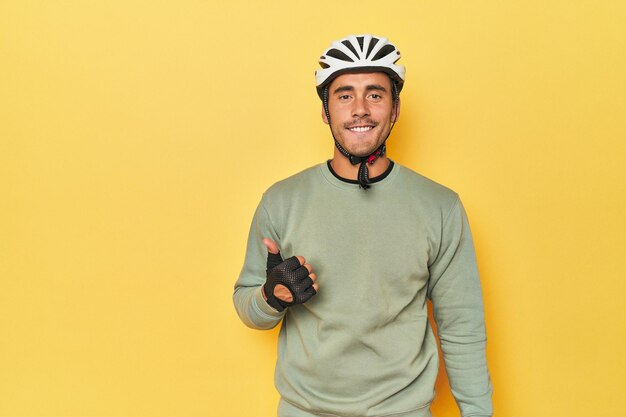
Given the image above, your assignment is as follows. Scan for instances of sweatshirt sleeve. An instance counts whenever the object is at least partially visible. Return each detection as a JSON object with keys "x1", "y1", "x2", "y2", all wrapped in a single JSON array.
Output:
[
  {"x1": 233, "y1": 198, "x2": 285, "y2": 330},
  {"x1": 427, "y1": 196, "x2": 493, "y2": 417}
]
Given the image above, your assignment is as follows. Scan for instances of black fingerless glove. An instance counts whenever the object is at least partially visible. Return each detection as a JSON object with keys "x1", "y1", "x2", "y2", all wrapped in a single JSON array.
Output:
[{"x1": 263, "y1": 252, "x2": 316, "y2": 312}]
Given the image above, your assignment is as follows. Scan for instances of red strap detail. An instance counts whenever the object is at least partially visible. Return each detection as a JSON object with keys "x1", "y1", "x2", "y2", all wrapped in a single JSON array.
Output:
[{"x1": 368, "y1": 149, "x2": 382, "y2": 164}]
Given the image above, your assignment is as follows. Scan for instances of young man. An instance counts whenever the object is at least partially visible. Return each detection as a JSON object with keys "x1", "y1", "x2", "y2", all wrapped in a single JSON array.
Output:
[{"x1": 233, "y1": 34, "x2": 493, "y2": 417}]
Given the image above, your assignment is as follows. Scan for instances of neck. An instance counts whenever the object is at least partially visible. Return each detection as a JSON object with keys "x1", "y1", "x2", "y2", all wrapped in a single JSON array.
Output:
[{"x1": 330, "y1": 148, "x2": 390, "y2": 180}]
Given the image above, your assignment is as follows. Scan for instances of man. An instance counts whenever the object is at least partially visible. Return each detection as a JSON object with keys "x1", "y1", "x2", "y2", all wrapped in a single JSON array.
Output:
[{"x1": 233, "y1": 34, "x2": 493, "y2": 417}]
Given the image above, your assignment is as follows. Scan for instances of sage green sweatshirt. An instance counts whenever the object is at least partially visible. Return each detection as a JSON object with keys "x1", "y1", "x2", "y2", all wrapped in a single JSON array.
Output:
[{"x1": 233, "y1": 162, "x2": 493, "y2": 417}]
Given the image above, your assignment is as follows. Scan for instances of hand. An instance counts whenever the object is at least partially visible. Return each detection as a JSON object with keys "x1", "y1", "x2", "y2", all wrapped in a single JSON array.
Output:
[{"x1": 262, "y1": 238, "x2": 319, "y2": 311}]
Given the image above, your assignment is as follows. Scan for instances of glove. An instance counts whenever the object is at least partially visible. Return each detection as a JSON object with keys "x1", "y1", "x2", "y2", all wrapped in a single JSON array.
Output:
[{"x1": 263, "y1": 251, "x2": 316, "y2": 312}]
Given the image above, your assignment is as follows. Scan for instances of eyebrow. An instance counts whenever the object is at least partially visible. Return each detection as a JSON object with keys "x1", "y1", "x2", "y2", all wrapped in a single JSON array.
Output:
[{"x1": 333, "y1": 84, "x2": 388, "y2": 94}]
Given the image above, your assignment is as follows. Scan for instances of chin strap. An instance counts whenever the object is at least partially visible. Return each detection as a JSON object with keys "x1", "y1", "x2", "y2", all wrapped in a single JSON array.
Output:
[
  {"x1": 322, "y1": 84, "x2": 398, "y2": 190},
  {"x1": 334, "y1": 139, "x2": 386, "y2": 189}
]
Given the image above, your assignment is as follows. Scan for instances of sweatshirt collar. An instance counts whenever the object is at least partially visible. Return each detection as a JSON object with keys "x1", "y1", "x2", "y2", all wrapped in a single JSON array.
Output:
[{"x1": 320, "y1": 159, "x2": 399, "y2": 191}]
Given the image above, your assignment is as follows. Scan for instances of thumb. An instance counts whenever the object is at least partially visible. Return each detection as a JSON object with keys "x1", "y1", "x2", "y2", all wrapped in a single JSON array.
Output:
[
  {"x1": 263, "y1": 238, "x2": 283, "y2": 273},
  {"x1": 263, "y1": 238, "x2": 280, "y2": 255}
]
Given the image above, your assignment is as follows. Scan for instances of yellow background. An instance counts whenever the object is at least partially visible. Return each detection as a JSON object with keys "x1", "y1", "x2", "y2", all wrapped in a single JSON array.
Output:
[{"x1": 1, "y1": 1, "x2": 625, "y2": 416}]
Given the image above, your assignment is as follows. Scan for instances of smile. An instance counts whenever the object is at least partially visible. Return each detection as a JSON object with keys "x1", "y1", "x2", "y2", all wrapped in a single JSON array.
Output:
[{"x1": 348, "y1": 126, "x2": 374, "y2": 132}]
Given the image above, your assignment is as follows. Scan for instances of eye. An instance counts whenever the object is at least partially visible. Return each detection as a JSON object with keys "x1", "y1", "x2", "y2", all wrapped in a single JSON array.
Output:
[
  {"x1": 338, "y1": 94, "x2": 351, "y2": 100},
  {"x1": 368, "y1": 93, "x2": 383, "y2": 101}
]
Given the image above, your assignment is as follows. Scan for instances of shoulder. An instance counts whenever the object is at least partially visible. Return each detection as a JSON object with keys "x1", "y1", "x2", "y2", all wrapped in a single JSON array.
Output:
[
  {"x1": 393, "y1": 163, "x2": 459, "y2": 206},
  {"x1": 265, "y1": 164, "x2": 322, "y2": 194},
  {"x1": 260, "y1": 163, "x2": 323, "y2": 206}
]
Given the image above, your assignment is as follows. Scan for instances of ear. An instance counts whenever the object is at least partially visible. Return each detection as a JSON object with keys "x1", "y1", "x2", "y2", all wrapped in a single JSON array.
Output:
[
  {"x1": 391, "y1": 97, "x2": 401, "y2": 123},
  {"x1": 321, "y1": 105, "x2": 329, "y2": 125}
]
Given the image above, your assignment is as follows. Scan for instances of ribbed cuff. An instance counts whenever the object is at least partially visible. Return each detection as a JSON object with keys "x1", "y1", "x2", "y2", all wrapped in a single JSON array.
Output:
[{"x1": 253, "y1": 286, "x2": 285, "y2": 319}]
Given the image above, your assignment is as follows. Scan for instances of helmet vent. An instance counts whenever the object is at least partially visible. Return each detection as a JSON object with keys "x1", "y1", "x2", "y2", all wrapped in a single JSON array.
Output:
[
  {"x1": 356, "y1": 36, "x2": 365, "y2": 51},
  {"x1": 341, "y1": 40, "x2": 359, "y2": 57},
  {"x1": 327, "y1": 48, "x2": 354, "y2": 62},
  {"x1": 372, "y1": 44, "x2": 395, "y2": 61},
  {"x1": 365, "y1": 37, "x2": 379, "y2": 58}
]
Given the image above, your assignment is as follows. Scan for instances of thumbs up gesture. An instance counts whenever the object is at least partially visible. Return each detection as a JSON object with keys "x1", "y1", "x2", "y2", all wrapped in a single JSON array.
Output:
[{"x1": 262, "y1": 238, "x2": 318, "y2": 312}]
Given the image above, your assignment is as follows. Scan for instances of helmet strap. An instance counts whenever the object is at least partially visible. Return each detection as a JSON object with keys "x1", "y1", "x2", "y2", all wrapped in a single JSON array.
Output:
[{"x1": 322, "y1": 83, "x2": 398, "y2": 190}]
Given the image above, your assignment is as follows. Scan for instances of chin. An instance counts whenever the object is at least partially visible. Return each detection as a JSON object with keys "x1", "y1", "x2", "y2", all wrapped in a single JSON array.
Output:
[
  {"x1": 346, "y1": 143, "x2": 382, "y2": 157},
  {"x1": 351, "y1": 150, "x2": 375, "y2": 158}
]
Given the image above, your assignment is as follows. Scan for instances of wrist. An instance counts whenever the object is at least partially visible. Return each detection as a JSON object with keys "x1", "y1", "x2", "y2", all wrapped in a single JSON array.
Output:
[{"x1": 254, "y1": 286, "x2": 284, "y2": 317}]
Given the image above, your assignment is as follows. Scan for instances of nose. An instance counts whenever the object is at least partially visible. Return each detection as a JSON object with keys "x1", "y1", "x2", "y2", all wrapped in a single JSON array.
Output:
[{"x1": 352, "y1": 96, "x2": 370, "y2": 118}]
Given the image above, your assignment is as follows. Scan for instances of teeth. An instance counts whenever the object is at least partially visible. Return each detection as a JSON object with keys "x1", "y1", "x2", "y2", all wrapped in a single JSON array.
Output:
[{"x1": 349, "y1": 126, "x2": 373, "y2": 132}]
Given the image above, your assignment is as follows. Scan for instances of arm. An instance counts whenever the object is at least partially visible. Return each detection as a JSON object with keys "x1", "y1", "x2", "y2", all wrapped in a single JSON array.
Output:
[
  {"x1": 233, "y1": 199, "x2": 318, "y2": 329},
  {"x1": 428, "y1": 197, "x2": 493, "y2": 417},
  {"x1": 233, "y1": 200, "x2": 285, "y2": 330}
]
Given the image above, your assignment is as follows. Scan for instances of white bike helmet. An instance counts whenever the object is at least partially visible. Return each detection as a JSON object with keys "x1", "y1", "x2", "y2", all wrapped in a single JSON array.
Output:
[{"x1": 315, "y1": 34, "x2": 405, "y2": 99}]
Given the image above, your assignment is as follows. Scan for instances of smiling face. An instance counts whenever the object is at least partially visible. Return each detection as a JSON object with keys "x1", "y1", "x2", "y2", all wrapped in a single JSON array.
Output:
[{"x1": 323, "y1": 72, "x2": 400, "y2": 158}]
